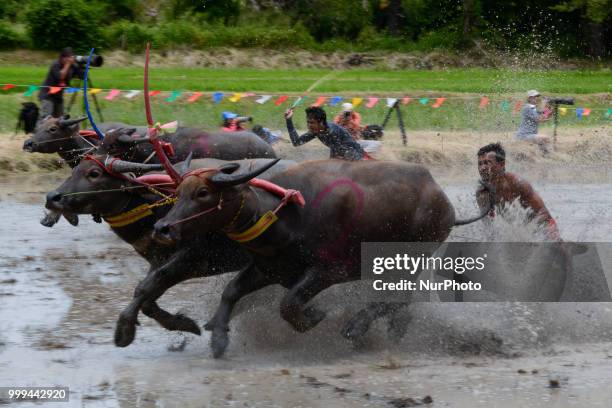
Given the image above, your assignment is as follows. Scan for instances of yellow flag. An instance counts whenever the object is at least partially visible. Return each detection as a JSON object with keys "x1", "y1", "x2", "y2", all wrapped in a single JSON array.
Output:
[
  {"x1": 89, "y1": 88, "x2": 102, "y2": 94},
  {"x1": 352, "y1": 97, "x2": 363, "y2": 107},
  {"x1": 229, "y1": 93, "x2": 242, "y2": 102},
  {"x1": 559, "y1": 107, "x2": 568, "y2": 116}
]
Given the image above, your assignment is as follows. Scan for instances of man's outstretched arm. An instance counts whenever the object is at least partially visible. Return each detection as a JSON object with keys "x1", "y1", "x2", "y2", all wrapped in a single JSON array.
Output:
[{"x1": 285, "y1": 109, "x2": 315, "y2": 146}]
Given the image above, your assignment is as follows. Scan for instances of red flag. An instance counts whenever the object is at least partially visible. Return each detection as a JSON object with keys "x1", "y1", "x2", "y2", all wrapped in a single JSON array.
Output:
[
  {"x1": 402, "y1": 97, "x2": 411, "y2": 105},
  {"x1": 48, "y1": 86, "x2": 62, "y2": 95},
  {"x1": 513, "y1": 101, "x2": 523, "y2": 114},
  {"x1": 479, "y1": 96, "x2": 489, "y2": 108},
  {"x1": 432, "y1": 97, "x2": 446, "y2": 108},
  {"x1": 149, "y1": 90, "x2": 161, "y2": 97},
  {"x1": 2, "y1": 84, "x2": 15, "y2": 91},
  {"x1": 187, "y1": 92, "x2": 203, "y2": 103},
  {"x1": 312, "y1": 96, "x2": 327, "y2": 107},
  {"x1": 366, "y1": 97, "x2": 379, "y2": 108},
  {"x1": 274, "y1": 95, "x2": 288, "y2": 106},
  {"x1": 583, "y1": 108, "x2": 591, "y2": 116}
]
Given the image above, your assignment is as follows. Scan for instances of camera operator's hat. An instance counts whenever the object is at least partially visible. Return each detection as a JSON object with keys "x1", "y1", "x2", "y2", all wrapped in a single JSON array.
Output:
[
  {"x1": 222, "y1": 111, "x2": 238, "y2": 120},
  {"x1": 527, "y1": 90, "x2": 541, "y2": 97},
  {"x1": 341, "y1": 102, "x2": 354, "y2": 111}
]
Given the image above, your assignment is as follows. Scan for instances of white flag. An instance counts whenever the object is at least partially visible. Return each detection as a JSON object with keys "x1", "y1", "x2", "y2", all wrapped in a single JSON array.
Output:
[
  {"x1": 386, "y1": 98, "x2": 398, "y2": 107},
  {"x1": 256, "y1": 95, "x2": 272, "y2": 104},
  {"x1": 125, "y1": 90, "x2": 140, "y2": 99}
]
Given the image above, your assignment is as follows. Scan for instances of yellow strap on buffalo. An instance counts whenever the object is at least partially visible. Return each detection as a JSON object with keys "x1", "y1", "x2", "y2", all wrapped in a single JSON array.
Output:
[
  {"x1": 226, "y1": 211, "x2": 278, "y2": 243},
  {"x1": 104, "y1": 204, "x2": 154, "y2": 228}
]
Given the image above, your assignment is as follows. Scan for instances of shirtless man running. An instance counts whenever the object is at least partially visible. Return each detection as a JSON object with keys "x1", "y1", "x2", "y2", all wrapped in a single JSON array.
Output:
[{"x1": 476, "y1": 142, "x2": 561, "y2": 241}]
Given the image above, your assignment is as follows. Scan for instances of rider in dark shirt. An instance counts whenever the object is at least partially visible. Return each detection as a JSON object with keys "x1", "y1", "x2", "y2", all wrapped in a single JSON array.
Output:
[{"x1": 285, "y1": 106, "x2": 365, "y2": 161}]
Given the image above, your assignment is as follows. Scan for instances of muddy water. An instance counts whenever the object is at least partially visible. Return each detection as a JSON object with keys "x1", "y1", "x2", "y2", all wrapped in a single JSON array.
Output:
[{"x1": 1, "y1": 175, "x2": 612, "y2": 407}]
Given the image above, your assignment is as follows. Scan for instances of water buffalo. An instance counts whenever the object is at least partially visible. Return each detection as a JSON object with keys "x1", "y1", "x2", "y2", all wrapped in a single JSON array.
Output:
[
  {"x1": 154, "y1": 159, "x2": 493, "y2": 357},
  {"x1": 45, "y1": 155, "x2": 295, "y2": 349}
]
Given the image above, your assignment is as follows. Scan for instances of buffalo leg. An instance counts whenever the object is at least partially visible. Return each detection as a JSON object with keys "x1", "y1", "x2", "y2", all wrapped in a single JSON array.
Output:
[
  {"x1": 115, "y1": 256, "x2": 201, "y2": 347},
  {"x1": 341, "y1": 302, "x2": 408, "y2": 341},
  {"x1": 279, "y1": 269, "x2": 331, "y2": 333},
  {"x1": 204, "y1": 266, "x2": 272, "y2": 358}
]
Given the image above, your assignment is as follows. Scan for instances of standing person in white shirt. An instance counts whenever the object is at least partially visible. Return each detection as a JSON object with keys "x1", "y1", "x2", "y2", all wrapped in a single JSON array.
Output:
[{"x1": 515, "y1": 90, "x2": 552, "y2": 153}]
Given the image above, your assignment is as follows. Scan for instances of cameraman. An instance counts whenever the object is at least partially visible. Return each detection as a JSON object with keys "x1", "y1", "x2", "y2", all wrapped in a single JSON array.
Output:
[
  {"x1": 333, "y1": 102, "x2": 362, "y2": 140},
  {"x1": 515, "y1": 90, "x2": 552, "y2": 153},
  {"x1": 221, "y1": 111, "x2": 251, "y2": 132},
  {"x1": 38, "y1": 47, "x2": 83, "y2": 119}
]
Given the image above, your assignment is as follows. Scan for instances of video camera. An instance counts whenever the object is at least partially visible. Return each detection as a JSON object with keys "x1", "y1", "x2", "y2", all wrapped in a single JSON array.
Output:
[
  {"x1": 74, "y1": 54, "x2": 104, "y2": 68},
  {"x1": 235, "y1": 116, "x2": 252, "y2": 124},
  {"x1": 546, "y1": 97, "x2": 574, "y2": 106}
]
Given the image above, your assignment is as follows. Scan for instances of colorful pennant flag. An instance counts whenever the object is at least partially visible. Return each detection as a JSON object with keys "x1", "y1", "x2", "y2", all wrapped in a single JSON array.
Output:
[
  {"x1": 105, "y1": 89, "x2": 120, "y2": 100},
  {"x1": 386, "y1": 98, "x2": 397, "y2": 108},
  {"x1": 606, "y1": 109, "x2": 612, "y2": 118},
  {"x1": 329, "y1": 96, "x2": 342, "y2": 106},
  {"x1": 312, "y1": 96, "x2": 327, "y2": 107},
  {"x1": 65, "y1": 87, "x2": 80, "y2": 94},
  {"x1": 274, "y1": 95, "x2": 288, "y2": 106},
  {"x1": 513, "y1": 101, "x2": 523, "y2": 114},
  {"x1": 187, "y1": 92, "x2": 203, "y2": 103},
  {"x1": 352, "y1": 97, "x2": 363, "y2": 107},
  {"x1": 89, "y1": 88, "x2": 102, "y2": 94},
  {"x1": 256, "y1": 95, "x2": 272, "y2": 104},
  {"x1": 419, "y1": 98, "x2": 429, "y2": 105},
  {"x1": 501, "y1": 101, "x2": 510, "y2": 112},
  {"x1": 48, "y1": 87, "x2": 62, "y2": 95},
  {"x1": 479, "y1": 96, "x2": 489, "y2": 108},
  {"x1": 559, "y1": 107, "x2": 568, "y2": 116},
  {"x1": 402, "y1": 97, "x2": 411, "y2": 105},
  {"x1": 366, "y1": 97, "x2": 379, "y2": 108},
  {"x1": 23, "y1": 85, "x2": 38, "y2": 96},
  {"x1": 124, "y1": 90, "x2": 140, "y2": 99},
  {"x1": 213, "y1": 92, "x2": 224, "y2": 103},
  {"x1": 582, "y1": 108, "x2": 591, "y2": 116},
  {"x1": 576, "y1": 108, "x2": 584, "y2": 118},
  {"x1": 229, "y1": 93, "x2": 242, "y2": 103},
  {"x1": 148, "y1": 90, "x2": 161, "y2": 97},
  {"x1": 166, "y1": 91, "x2": 181, "y2": 102},
  {"x1": 432, "y1": 97, "x2": 446, "y2": 108},
  {"x1": 291, "y1": 96, "x2": 307, "y2": 108},
  {"x1": 2, "y1": 84, "x2": 15, "y2": 91}
]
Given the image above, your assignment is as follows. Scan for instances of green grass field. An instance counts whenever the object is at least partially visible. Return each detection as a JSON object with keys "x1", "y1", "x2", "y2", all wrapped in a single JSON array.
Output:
[{"x1": 0, "y1": 67, "x2": 609, "y2": 133}]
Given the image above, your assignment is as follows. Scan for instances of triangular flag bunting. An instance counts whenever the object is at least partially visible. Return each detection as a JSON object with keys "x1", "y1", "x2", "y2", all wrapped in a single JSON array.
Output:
[
  {"x1": 329, "y1": 96, "x2": 342, "y2": 106},
  {"x1": 352, "y1": 97, "x2": 363, "y2": 107},
  {"x1": 229, "y1": 93, "x2": 242, "y2": 102},
  {"x1": 559, "y1": 107, "x2": 568, "y2": 116},
  {"x1": 23, "y1": 85, "x2": 38, "y2": 96},
  {"x1": 606, "y1": 108, "x2": 612, "y2": 118},
  {"x1": 148, "y1": 90, "x2": 161, "y2": 97},
  {"x1": 432, "y1": 98, "x2": 445, "y2": 108},
  {"x1": 89, "y1": 88, "x2": 102, "y2": 94},
  {"x1": 166, "y1": 91, "x2": 181, "y2": 102},
  {"x1": 187, "y1": 92, "x2": 203, "y2": 103},
  {"x1": 65, "y1": 87, "x2": 79, "y2": 94},
  {"x1": 576, "y1": 108, "x2": 584, "y2": 118},
  {"x1": 256, "y1": 95, "x2": 272, "y2": 104},
  {"x1": 582, "y1": 108, "x2": 591, "y2": 116},
  {"x1": 402, "y1": 97, "x2": 411, "y2": 105},
  {"x1": 479, "y1": 96, "x2": 489, "y2": 108},
  {"x1": 124, "y1": 90, "x2": 140, "y2": 99},
  {"x1": 419, "y1": 98, "x2": 429, "y2": 105},
  {"x1": 48, "y1": 87, "x2": 62, "y2": 95},
  {"x1": 274, "y1": 95, "x2": 288, "y2": 106},
  {"x1": 213, "y1": 92, "x2": 224, "y2": 103},
  {"x1": 386, "y1": 98, "x2": 398, "y2": 108},
  {"x1": 501, "y1": 101, "x2": 510, "y2": 111},
  {"x1": 2, "y1": 84, "x2": 15, "y2": 91},
  {"x1": 312, "y1": 96, "x2": 327, "y2": 107},
  {"x1": 513, "y1": 101, "x2": 523, "y2": 114},
  {"x1": 105, "y1": 89, "x2": 120, "y2": 100},
  {"x1": 366, "y1": 97, "x2": 379, "y2": 108}
]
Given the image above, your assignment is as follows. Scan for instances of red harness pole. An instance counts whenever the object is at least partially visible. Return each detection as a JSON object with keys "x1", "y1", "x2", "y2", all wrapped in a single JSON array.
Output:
[{"x1": 144, "y1": 43, "x2": 182, "y2": 184}]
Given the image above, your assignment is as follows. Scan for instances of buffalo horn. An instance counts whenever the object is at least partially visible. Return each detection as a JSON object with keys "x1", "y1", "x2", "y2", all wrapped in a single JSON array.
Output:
[
  {"x1": 177, "y1": 151, "x2": 194, "y2": 176},
  {"x1": 109, "y1": 160, "x2": 164, "y2": 174},
  {"x1": 209, "y1": 159, "x2": 281, "y2": 188},
  {"x1": 58, "y1": 116, "x2": 87, "y2": 128}
]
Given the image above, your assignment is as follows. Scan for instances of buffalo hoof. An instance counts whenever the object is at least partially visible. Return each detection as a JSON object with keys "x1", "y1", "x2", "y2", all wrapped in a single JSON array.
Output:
[
  {"x1": 40, "y1": 211, "x2": 61, "y2": 228},
  {"x1": 172, "y1": 313, "x2": 201, "y2": 336},
  {"x1": 114, "y1": 316, "x2": 138, "y2": 347},
  {"x1": 211, "y1": 328, "x2": 229, "y2": 359},
  {"x1": 293, "y1": 306, "x2": 326, "y2": 333},
  {"x1": 63, "y1": 213, "x2": 79, "y2": 226}
]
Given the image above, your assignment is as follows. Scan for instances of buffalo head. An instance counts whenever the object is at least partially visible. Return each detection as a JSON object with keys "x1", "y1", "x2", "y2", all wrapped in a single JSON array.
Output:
[
  {"x1": 154, "y1": 159, "x2": 280, "y2": 242},
  {"x1": 23, "y1": 115, "x2": 87, "y2": 153},
  {"x1": 97, "y1": 128, "x2": 151, "y2": 157},
  {"x1": 46, "y1": 156, "x2": 164, "y2": 216}
]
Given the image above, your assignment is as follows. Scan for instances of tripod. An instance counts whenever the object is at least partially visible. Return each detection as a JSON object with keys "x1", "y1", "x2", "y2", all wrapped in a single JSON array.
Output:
[
  {"x1": 381, "y1": 100, "x2": 407, "y2": 145},
  {"x1": 67, "y1": 76, "x2": 104, "y2": 123}
]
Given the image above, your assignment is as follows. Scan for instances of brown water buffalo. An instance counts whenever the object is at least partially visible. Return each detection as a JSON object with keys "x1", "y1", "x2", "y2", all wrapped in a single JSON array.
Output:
[
  {"x1": 154, "y1": 159, "x2": 493, "y2": 357},
  {"x1": 45, "y1": 156, "x2": 295, "y2": 349}
]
